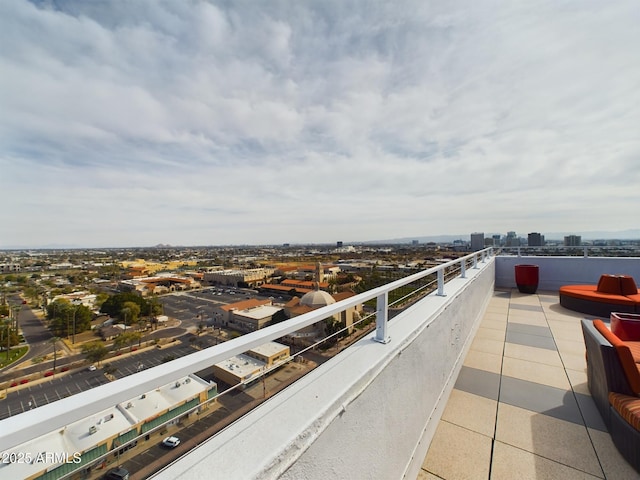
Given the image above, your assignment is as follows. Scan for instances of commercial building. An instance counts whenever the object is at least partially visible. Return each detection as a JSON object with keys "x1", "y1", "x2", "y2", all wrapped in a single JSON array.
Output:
[
  {"x1": 527, "y1": 232, "x2": 544, "y2": 246},
  {"x1": 202, "y1": 268, "x2": 275, "y2": 288},
  {"x1": 3, "y1": 375, "x2": 215, "y2": 480},
  {"x1": 118, "y1": 274, "x2": 200, "y2": 296},
  {"x1": 505, "y1": 231, "x2": 521, "y2": 247},
  {"x1": 0, "y1": 263, "x2": 21, "y2": 272},
  {"x1": 470, "y1": 232, "x2": 485, "y2": 251},
  {"x1": 228, "y1": 304, "x2": 284, "y2": 333},
  {"x1": 212, "y1": 342, "x2": 290, "y2": 387},
  {"x1": 564, "y1": 235, "x2": 582, "y2": 246}
]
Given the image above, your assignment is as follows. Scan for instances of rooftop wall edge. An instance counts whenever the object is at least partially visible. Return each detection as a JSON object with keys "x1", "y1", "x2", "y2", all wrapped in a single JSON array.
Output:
[{"x1": 154, "y1": 260, "x2": 495, "y2": 479}]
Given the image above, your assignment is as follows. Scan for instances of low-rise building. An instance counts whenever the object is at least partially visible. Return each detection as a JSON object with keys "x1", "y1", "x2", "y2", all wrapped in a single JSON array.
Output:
[
  {"x1": 2, "y1": 375, "x2": 216, "y2": 480},
  {"x1": 212, "y1": 342, "x2": 290, "y2": 387},
  {"x1": 118, "y1": 274, "x2": 200, "y2": 296},
  {"x1": 215, "y1": 299, "x2": 284, "y2": 333},
  {"x1": 202, "y1": 268, "x2": 275, "y2": 288},
  {"x1": 0, "y1": 263, "x2": 21, "y2": 273},
  {"x1": 51, "y1": 291, "x2": 98, "y2": 310}
]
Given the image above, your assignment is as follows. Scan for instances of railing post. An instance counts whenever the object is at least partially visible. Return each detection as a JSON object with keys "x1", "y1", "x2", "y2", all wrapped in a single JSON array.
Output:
[
  {"x1": 583, "y1": 246, "x2": 588, "y2": 258},
  {"x1": 373, "y1": 292, "x2": 390, "y2": 344},
  {"x1": 460, "y1": 259, "x2": 466, "y2": 278},
  {"x1": 473, "y1": 255, "x2": 478, "y2": 269},
  {"x1": 437, "y1": 269, "x2": 446, "y2": 296}
]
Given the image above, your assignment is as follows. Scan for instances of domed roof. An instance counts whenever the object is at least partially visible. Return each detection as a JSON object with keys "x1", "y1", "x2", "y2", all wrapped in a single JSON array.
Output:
[{"x1": 299, "y1": 289, "x2": 336, "y2": 308}]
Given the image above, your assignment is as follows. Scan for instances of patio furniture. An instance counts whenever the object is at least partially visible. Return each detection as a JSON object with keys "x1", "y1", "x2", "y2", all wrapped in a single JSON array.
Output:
[
  {"x1": 560, "y1": 274, "x2": 640, "y2": 317},
  {"x1": 581, "y1": 318, "x2": 640, "y2": 472}
]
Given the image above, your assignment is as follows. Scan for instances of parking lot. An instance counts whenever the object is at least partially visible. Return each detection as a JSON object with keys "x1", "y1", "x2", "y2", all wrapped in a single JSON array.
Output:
[
  {"x1": 89, "y1": 359, "x2": 314, "y2": 479},
  {"x1": 157, "y1": 287, "x2": 277, "y2": 328}
]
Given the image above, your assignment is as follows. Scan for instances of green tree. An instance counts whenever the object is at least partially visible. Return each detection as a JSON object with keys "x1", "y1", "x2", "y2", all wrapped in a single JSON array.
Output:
[
  {"x1": 81, "y1": 341, "x2": 109, "y2": 366},
  {"x1": 47, "y1": 301, "x2": 93, "y2": 337},
  {"x1": 1, "y1": 321, "x2": 20, "y2": 352},
  {"x1": 147, "y1": 298, "x2": 163, "y2": 316},
  {"x1": 22, "y1": 286, "x2": 39, "y2": 305},
  {"x1": 121, "y1": 301, "x2": 140, "y2": 328},
  {"x1": 100, "y1": 292, "x2": 150, "y2": 318},
  {"x1": 103, "y1": 363, "x2": 117, "y2": 377},
  {"x1": 113, "y1": 331, "x2": 140, "y2": 352},
  {"x1": 47, "y1": 299, "x2": 74, "y2": 337},
  {"x1": 73, "y1": 305, "x2": 93, "y2": 334}
]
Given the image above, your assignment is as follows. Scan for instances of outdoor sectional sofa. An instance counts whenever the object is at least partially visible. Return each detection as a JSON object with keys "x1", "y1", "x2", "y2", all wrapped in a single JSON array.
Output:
[
  {"x1": 560, "y1": 274, "x2": 640, "y2": 317},
  {"x1": 581, "y1": 318, "x2": 640, "y2": 471}
]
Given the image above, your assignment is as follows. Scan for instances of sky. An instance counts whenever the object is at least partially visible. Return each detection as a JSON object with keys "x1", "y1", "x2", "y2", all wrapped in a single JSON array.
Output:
[{"x1": 1, "y1": 1, "x2": 639, "y2": 248}]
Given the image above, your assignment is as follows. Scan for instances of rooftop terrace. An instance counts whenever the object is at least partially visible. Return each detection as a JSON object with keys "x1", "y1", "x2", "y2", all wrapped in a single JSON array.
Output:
[{"x1": 420, "y1": 288, "x2": 639, "y2": 479}]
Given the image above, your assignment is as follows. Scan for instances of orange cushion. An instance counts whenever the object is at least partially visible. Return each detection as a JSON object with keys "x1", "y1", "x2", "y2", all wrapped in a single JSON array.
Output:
[
  {"x1": 628, "y1": 342, "x2": 640, "y2": 364},
  {"x1": 594, "y1": 319, "x2": 640, "y2": 395},
  {"x1": 560, "y1": 288, "x2": 636, "y2": 305},
  {"x1": 559, "y1": 285, "x2": 598, "y2": 292},
  {"x1": 609, "y1": 392, "x2": 640, "y2": 431},
  {"x1": 626, "y1": 293, "x2": 640, "y2": 304},
  {"x1": 620, "y1": 275, "x2": 639, "y2": 295},
  {"x1": 598, "y1": 274, "x2": 622, "y2": 294}
]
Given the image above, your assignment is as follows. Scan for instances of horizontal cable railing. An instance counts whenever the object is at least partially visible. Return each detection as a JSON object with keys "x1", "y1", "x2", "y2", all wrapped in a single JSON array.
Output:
[{"x1": 1, "y1": 248, "x2": 495, "y2": 478}]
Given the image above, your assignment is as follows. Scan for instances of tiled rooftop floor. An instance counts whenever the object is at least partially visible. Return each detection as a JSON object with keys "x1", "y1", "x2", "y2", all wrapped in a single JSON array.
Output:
[{"x1": 419, "y1": 289, "x2": 639, "y2": 480}]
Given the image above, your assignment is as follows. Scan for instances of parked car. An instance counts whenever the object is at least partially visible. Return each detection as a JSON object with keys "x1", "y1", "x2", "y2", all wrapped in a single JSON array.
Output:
[
  {"x1": 104, "y1": 467, "x2": 130, "y2": 480},
  {"x1": 162, "y1": 436, "x2": 180, "y2": 448},
  {"x1": 88, "y1": 365, "x2": 97, "y2": 371}
]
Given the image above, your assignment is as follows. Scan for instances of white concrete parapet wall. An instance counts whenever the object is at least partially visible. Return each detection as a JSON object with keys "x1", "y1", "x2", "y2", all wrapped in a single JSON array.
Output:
[
  {"x1": 495, "y1": 255, "x2": 640, "y2": 292},
  {"x1": 154, "y1": 259, "x2": 496, "y2": 479}
]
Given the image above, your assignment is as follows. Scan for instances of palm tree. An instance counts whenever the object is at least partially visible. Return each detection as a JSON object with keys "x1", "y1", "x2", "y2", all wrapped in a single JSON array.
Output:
[{"x1": 50, "y1": 337, "x2": 60, "y2": 372}]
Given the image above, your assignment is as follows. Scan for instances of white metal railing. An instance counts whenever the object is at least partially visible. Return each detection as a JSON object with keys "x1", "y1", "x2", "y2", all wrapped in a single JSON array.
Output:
[
  {"x1": 500, "y1": 245, "x2": 640, "y2": 258},
  {"x1": 0, "y1": 248, "x2": 494, "y2": 462}
]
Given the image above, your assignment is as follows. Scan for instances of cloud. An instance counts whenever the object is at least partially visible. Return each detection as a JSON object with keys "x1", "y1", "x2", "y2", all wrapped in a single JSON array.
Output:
[{"x1": 1, "y1": 0, "x2": 639, "y2": 247}]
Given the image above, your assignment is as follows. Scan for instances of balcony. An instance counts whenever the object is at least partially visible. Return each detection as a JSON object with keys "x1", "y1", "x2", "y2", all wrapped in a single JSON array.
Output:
[{"x1": 2, "y1": 249, "x2": 640, "y2": 479}]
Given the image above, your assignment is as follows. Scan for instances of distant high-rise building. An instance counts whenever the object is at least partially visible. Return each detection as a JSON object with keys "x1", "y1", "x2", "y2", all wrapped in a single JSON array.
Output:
[
  {"x1": 492, "y1": 234, "x2": 501, "y2": 246},
  {"x1": 452, "y1": 239, "x2": 467, "y2": 252},
  {"x1": 564, "y1": 235, "x2": 582, "y2": 246},
  {"x1": 412, "y1": 240, "x2": 419, "y2": 245},
  {"x1": 470, "y1": 232, "x2": 484, "y2": 251},
  {"x1": 528, "y1": 232, "x2": 544, "y2": 247},
  {"x1": 337, "y1": 241, "x2": 343, "y2": 248},
  {"x1": 505, "y1": 231, "x2": 520, "y2": 247}
]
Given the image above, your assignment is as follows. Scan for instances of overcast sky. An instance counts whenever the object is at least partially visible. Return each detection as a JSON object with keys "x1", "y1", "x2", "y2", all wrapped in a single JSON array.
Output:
[{"x1": 1, "y1": 1, "x2": 639, "y2": 248}]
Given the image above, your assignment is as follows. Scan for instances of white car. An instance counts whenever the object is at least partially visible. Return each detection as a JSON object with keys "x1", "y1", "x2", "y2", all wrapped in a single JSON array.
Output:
[
  {"x1": 162, "y1": 436, "x2": 180, "y2": 448},
  {"x1": 88, "y1": 365, "x2": 97, "y2": 371}
]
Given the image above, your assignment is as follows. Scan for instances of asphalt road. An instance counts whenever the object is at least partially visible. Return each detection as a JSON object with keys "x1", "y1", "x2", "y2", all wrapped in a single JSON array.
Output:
[{"x1": 0, "y1": 287, "x2": 306, "y2": 422}]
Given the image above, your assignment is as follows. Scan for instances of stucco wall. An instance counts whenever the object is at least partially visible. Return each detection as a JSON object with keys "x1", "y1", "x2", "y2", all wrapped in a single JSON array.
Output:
[{"x1": 495, "y1": 256, "x2": 640, "y2": 292}]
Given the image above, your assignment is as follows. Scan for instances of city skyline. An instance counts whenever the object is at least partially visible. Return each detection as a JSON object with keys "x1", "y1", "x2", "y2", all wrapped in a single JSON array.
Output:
[{"x1": 2, "y1": 1, "x2": 639, "y2": 249}]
